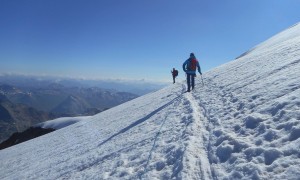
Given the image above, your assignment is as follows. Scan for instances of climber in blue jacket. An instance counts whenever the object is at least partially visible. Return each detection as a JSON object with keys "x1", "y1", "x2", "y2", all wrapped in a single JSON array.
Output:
[{"x1": 182, "y1": 53, "x2": 202, "y2": 92}]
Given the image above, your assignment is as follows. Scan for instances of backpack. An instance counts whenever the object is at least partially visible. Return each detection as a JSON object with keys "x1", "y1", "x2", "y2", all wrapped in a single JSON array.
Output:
[
  {"x1": 174, "y1": 70, "x2": 178, "y2": 77},
  {"x1": 188, "y1": 58, "x2": 197, "y2": 71}
]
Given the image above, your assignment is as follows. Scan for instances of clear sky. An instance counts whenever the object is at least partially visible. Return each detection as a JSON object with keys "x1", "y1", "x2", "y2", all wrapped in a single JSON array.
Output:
[{"x1": 1, "y1": 0, "x2": 300, "y2": 83}]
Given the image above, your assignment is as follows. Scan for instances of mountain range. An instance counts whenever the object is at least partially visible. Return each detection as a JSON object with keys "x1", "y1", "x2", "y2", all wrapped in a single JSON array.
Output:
[
  {"x1": 0, "y1": 83, "x2": 138, "y2": 143},
  {"x1": 1, "y1": 83, "x2": 138, "y2": 115},
  {"x1": 0, "y1": 75, "x2": 167, "y2": 95}
]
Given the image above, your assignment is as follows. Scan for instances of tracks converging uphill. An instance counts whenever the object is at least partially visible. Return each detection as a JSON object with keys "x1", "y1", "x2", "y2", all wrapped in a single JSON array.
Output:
[
  {"x1": 181, "y1": 74, "x2": 252, "y2": 179},
  {"x1": 181, "y1": 93, "x2": 213, "y2": 180},
  {"x1": 138, "y1": 82, "x2": 215, "y2": 180}
]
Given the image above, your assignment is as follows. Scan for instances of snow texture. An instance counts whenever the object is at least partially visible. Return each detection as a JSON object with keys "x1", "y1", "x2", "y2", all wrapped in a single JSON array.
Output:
[
  {"x1": 1, "y1": 23, "x2": 300, "y2": 179},
  {"x1": 36, "y1": 116, "x2": 91, "y2": 130}
]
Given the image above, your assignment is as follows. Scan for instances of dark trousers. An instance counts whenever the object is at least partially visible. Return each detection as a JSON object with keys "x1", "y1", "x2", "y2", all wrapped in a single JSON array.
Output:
[
  {"x1": 186, "y1": 74, "x2": 195, "y2": 91},
  {"x1": 173, "y1": 76, "x2": 176, "y2": 83}
]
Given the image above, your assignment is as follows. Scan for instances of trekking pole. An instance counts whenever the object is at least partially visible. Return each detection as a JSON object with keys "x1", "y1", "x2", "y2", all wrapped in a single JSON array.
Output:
[{"x1": 200, "y1": 74, "x2": 204, "y2": 86}]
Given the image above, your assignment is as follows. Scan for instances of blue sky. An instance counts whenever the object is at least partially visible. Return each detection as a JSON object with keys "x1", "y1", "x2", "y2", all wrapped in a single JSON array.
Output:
[{"x1": 0, "y1": 0, "x2": 300, "y2": 83}]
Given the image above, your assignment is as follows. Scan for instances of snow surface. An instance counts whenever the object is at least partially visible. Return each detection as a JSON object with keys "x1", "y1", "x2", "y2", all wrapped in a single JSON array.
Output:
[
  {"x1": 1, "y1": 23, "x2": 300, "y2": 179},
  {"x1": 36, "y1": 116, "x2": 91, "y2": 130}
]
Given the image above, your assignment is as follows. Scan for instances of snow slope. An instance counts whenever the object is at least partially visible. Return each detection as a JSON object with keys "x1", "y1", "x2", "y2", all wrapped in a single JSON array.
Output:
[
  {"x1": 36, "y1": 116, "x2": 91, "y2": 130},
  {"x1": 1, "y1": 23, "x2": 300, "y2": 179}
]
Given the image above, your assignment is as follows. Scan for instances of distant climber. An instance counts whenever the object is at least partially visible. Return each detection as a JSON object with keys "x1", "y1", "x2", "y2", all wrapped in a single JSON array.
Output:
[
  {"x1": 182, "y1": 53, "x2": 202, "y2": 92},
  {"x1": 171, "y1": 68, "x2": 178, "y2": 84}
]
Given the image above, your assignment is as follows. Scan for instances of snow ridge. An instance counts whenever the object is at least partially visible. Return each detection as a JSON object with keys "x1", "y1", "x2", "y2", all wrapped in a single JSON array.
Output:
[{"x1": 1, "y1": 23, "x2": 300, "y2": 179}]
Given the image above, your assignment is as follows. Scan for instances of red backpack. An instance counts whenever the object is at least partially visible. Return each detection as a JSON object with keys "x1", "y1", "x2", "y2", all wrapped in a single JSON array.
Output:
[{"x1": 188, "y1": 58, "x2": 198, "y2": 71}]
